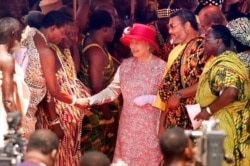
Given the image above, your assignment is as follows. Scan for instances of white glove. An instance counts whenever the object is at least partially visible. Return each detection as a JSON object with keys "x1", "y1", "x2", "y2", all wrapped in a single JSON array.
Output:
[{"x1": 133, "y1": 95, "x2": 156, "y2": 106}]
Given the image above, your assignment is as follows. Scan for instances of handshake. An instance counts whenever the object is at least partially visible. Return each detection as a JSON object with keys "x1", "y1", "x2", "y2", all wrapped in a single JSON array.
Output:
[
  {"x1": 73, "y1": 97, "x2": 90, "y2": 111},
  {"x1": 73, "y1": 94, "x2": 157, "y2": 110}
]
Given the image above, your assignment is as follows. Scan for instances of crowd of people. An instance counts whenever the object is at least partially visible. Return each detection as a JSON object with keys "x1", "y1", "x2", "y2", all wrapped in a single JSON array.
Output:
[{"x1": 0, "y1": 0, "x2": 250, "y2": 166}]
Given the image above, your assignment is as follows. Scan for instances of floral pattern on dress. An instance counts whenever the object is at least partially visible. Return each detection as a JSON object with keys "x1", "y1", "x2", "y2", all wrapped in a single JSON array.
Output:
[{"x1": 113, "y1": 56, "x2": 166, "y2": 166}]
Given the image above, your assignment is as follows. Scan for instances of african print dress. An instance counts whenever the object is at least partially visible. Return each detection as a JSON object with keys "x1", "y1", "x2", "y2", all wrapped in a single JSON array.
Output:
[
  {"x1": 196, "y1": 51, "x2": 250, "y2": 166},
  {"x1": 89, "y1": 56, "x2": 166, "y2": 166},
  {"x1": 36, "y1": 44, "x2": 90, "y2": 166},
  {"x1": 78, "y1": 44, "x2": 120, "y2": 159},
  {"x1": 158, "y1": 37, "x2": 205, "y2": 129}
]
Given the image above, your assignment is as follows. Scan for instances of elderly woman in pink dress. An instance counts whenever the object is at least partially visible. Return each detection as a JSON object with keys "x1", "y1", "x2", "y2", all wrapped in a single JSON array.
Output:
[{"x1": 88, "y1": 23, "x2": 166, "y2": 166}]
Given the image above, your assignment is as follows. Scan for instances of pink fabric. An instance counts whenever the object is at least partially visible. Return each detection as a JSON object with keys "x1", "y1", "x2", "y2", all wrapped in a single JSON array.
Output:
[{"x1": 112, "y1": 56, "x2": 165, "y2": 166}]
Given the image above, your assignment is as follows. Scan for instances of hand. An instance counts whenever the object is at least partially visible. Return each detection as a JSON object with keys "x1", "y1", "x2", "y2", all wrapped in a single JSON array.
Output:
[
  {"x1": 194, "y1": 108, "x2": 211, "y2": 121},
  {"x1": 50, "y1": 124, "x2": 64, "y2": 140},
  {"x1": 133, "y1": 95, "x2": 156, "y2": 106},
  {"x1": 75, "y1": 98, "x2": 90, "y2": 110},
  {"x1": 167, "y1": 94, "x2": 181, "y2": 109}
]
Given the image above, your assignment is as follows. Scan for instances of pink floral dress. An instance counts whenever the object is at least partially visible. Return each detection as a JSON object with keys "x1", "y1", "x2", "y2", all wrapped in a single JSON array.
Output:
[{"x1": 89, "y1": 56, "x2": 166, "y2": 166}]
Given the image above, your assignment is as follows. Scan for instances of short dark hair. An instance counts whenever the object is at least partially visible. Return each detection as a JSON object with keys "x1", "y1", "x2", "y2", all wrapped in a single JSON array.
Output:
[
  {"x1": 80, "y1": 151, "x2": 110, "y2": 166},
  {"x1": 27, "y1": 129, "x2": 59, "y2": 155},
  {"x1": 41, "y1": 10, "x2": 72, "y2": 29},
  {"x1": 88, "y1": 10, "x2": 113, "y2": 31},
  {"x1": 160, "y1": 127, "x2": 189, "y2": 159},
  {"x1": 170, "y1": 9, "x2": 199, "y2": 31},
  {"x1": 211, "y1": 25, "x2": 233, "y2": 48},
  {"x1": 0, "y1": 17, "x2": 20, "y2": 44}
]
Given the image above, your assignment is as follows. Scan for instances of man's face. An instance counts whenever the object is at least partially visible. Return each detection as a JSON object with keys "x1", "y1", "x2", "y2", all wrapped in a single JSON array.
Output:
[
  {"x1": 168, "y1": 16, "x2": 187, "y2": 44},
  {"x1": 49, "y1": 25, "x2": 67, "y2": 44},
  {"x1": 9, "y1": 23, "x2": 22, "y2": 53},
  {"x1": 60, "y1": 24, "x2": 79, "y2": 49},
  {"x1": 105, "y1": 22, "x2": 116, "y2": 43},
  {"x1": 198, "y1": 13, "x2": 211, "y2": 34}
]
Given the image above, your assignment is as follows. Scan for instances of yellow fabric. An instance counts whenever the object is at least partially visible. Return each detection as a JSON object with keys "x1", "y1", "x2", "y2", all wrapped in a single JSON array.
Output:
[
  {"x1": 196, "y1": 51, "x2": 250, "y2": 165},
  {"x1": 154, "y1": 44, "x2": 186, "y2": 110}
]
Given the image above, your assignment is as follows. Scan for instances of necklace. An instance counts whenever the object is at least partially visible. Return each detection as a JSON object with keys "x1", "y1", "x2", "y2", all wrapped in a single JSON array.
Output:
[{"x1": 50, "y1": 44, "x2": 77, "y2": 89}]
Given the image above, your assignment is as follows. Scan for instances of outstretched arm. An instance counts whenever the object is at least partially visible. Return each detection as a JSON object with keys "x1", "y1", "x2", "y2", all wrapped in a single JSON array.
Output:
[
  {"x1": 89, "y1": 67, "x2": 121, "y2": 105},
  {"x1": 35, "y1": 33, "x2": 88, "y2": 110}
]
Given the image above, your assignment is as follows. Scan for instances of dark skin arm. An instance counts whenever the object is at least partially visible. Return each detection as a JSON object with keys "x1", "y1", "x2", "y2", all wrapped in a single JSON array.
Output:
[
  {"x1": 194, "y1": 87, "x2": 238, "y2": 120},
  {"x1": 85, "y1": 46, "x2": 113, "y2": 120},
  {"x1": 0, "y1": 54, "x2": 17, "y2": 112},
  {"x1": 158, "y1": 84, "x2": 198, "y2": 137},
  {"x1": 77, "y1": 0, "x2": 91, "y2": 32},
  {"x1": 35, "y1": 34, "x2": 89, "y2": 110},
  {"x1": 168, "y1": 83, "x2": 198, "y2": 109}
]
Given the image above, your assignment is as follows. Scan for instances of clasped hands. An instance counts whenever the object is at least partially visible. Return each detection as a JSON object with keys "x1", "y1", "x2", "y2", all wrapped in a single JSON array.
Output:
[{"x1": 74, "y1": 98, "x2": 90, "y2": 111}]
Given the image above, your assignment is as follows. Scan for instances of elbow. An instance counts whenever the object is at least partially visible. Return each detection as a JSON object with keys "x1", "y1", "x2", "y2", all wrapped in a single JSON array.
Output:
[{"x1": 226, "y1": 87, "x2": 239, "y2": 101}]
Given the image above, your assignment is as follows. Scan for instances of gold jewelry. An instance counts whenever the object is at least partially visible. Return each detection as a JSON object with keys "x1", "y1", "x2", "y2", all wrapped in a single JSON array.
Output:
[{"x1": 50, "y1": 44, "x2": 76, "y2": 84}]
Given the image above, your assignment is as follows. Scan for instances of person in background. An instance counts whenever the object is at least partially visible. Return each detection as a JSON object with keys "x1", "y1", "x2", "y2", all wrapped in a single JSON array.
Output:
[
  {"x1": 0, "y1": 17, "x2": 29, "y2": 147},
  {"x1": 159, "y1": 127, "x2": 194, "y2": 166},
  {"x1": 194, "y1": 25, "x2": 250, "y2": 165},
  {"x1": 78, "y1": 10, "x2": 120, "y2": 159},
  {"x1": 87, "y1": 23, "x2": 166, "y2": 165},
  {"x1": 227, "y1": 17, "x2": 250, "y2": 75},
  {"x1": 17, "y1": 129, "x2": 59, "y2": 166},
  {"x1": 195, "y1": 0, "x2": 224, "y2": 15},
  {"x1": 198, "y1": 5, "x2": 227, "y2": 34},
  {"x1": 80, "y1": 151, "x2": 111, "y2": 166}
]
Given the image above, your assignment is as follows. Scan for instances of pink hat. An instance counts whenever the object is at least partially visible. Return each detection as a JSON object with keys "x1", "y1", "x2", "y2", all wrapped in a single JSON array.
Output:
[{"x1": 120, "y1": 23, "x2": 159, "y2": 51}]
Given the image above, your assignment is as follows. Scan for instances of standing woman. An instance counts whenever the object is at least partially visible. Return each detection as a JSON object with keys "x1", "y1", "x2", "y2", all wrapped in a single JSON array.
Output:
[
  {"x1": 194, "y1": 25, "x2": 250, "y2": 165},
  {"x1": 88, "y1": 23, "x2": 166, "y2": 165}
]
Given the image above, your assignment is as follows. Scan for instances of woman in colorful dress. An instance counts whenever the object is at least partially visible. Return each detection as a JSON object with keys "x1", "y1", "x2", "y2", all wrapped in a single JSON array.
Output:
[
  {"x1": 194, "y1": 25, "x2": 250, "y2": 166},
  {"x1": 88, "y1": 23, "x2": 166, "y2": 166},
  {"x1": 78, "y1": 10, "x2": 120, "y2": 159},
  {"x1": 36, "y1": 22, "x2": 90, "y2": 166}
]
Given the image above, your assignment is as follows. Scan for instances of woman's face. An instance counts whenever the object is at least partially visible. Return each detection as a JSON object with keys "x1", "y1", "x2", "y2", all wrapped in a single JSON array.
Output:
[
  {"x1": 202, "y1": 28, "x2": 219, "y2": 56},
  {"x1": 129, "y1": 39, "x2": 150, "y2": 58}
]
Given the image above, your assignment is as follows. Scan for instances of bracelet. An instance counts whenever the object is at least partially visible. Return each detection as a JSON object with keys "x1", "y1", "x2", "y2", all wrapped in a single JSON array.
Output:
[
  {"x1": 48, "y1": 117, "x2": 60, "y2": 126},
  {"x1": 70, "y1": 95, "x2": 77, "y2": 105},
  {"x1": 206, "y1": 107, "x2": 213, "y2": 115}
]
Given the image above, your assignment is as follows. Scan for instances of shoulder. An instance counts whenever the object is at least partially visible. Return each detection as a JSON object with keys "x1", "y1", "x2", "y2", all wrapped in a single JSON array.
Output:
[{"x1": 0, "y1": 52, "x2": 15, "y2": 67}]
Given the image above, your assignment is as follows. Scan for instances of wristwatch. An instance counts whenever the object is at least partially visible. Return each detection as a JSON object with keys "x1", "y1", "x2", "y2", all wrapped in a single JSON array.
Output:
[{"x1": 176, "y1": 91, "x2": 182, "y2": 98}]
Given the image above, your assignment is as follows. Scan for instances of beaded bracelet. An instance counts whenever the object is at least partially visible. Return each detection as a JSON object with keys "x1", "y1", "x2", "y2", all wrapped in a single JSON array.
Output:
[{"x1": 48, "y1": 117, "x2": 60, "y2": 126}]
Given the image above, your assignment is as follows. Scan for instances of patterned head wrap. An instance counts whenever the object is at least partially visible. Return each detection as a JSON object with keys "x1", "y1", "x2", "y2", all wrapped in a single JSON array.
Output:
[
  {"x1": 156, "y1": 8, "x2": 180, "y2": 19},
  {"x1": 227, "y1": 17, "x2": 250, "y2": 47},
  {"x1": 198, "y1": 0, "x2": 224, "y2": 6}
]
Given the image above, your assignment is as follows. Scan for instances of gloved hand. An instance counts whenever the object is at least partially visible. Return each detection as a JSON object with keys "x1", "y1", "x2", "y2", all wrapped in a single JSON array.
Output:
[{"x1": 133, "y1": 95, "x2": 156, "y2": 106}]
